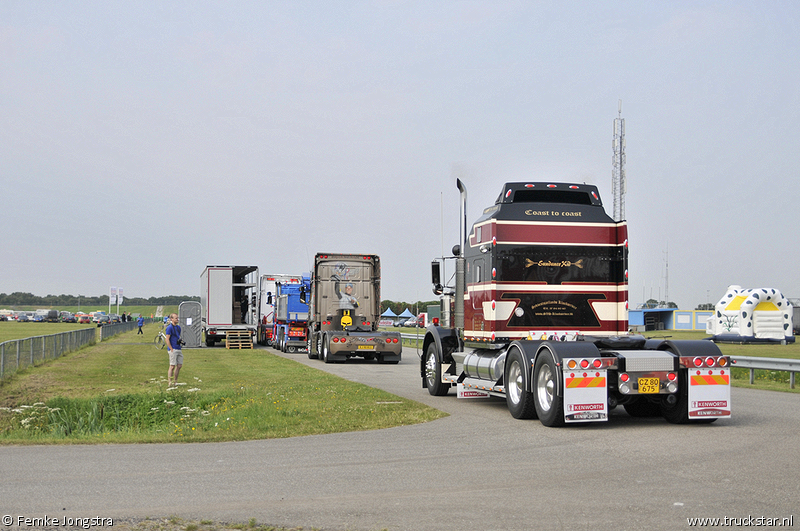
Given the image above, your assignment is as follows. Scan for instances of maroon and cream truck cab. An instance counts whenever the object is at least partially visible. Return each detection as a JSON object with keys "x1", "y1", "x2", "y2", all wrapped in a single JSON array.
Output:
[{"x1": 422, "y1": 181, "x2": 731, "y2": 426}]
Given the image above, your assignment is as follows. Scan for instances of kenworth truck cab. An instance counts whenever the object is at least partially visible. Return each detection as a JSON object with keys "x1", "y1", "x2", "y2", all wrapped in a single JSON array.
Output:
[{"x1": 421, "y1": 180, "x2": 731, "y2": 426}]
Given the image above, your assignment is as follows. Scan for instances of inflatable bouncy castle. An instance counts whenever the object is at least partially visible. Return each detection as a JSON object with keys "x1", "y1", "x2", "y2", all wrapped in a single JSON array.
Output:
[{"x1": 706, "y1": 286, "x2": 795, "y2": 343}]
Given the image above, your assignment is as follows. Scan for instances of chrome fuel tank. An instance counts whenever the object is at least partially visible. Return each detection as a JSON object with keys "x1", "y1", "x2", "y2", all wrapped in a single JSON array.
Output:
[{"x1": 463, "y1": 350, "x2": 506, "y2": 382}]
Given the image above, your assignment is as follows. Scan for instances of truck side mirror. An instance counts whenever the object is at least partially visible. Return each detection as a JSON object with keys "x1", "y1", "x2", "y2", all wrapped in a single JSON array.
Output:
[
  {"x1": 431, "y1": 261, "x2": 441, "y2": 285},
  {"x1": 266, "y1": 293, "x2": 273, "y2": 305},
  {"x1": 431, "y1": 261, "x2": 443, "y2": 295},
  {"x1": 299, "y1": 286, "x2": 307, "y2": 304}
]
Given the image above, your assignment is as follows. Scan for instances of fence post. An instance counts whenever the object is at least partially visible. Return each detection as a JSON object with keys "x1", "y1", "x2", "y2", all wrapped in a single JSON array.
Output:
[{"x1": 791, "y1": 372, "x2": 796, "y2": 390}]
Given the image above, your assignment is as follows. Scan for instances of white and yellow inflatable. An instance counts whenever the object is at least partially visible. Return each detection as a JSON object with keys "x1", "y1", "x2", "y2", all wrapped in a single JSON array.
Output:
[{"x1": 706, "y1": 285, "x2": 794, "y2": 343}]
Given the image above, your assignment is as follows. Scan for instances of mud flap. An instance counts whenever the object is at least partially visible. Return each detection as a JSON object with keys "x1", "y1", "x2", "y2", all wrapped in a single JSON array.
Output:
[
  {"x1": 687, "y1": 368, "x2": 731, "y2": 419},
  {"x1": 562, "y1": 368, "x2": 608, "y2": 423}
]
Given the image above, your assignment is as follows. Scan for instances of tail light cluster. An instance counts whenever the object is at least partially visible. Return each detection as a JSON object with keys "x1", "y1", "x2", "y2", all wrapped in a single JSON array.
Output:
[
  {"x1": 692, "y1": 356, "x2": 729, "y2": 368},
  {"x1": 565, "y1": 358, "x2": 613, "y2": 370},
  {"x1": 385, "y1": 337, "x2": 399, "y2": 344}
]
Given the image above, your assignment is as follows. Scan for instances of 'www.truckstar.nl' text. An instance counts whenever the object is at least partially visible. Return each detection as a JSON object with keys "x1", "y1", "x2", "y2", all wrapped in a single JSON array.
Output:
[{"x1": 687, "y1": 515, "x2": 793, "y2": 527}]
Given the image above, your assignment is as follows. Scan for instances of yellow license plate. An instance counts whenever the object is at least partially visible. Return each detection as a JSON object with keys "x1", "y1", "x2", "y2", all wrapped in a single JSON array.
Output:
[
  {"x1": 357, "y1": 345, "x2": 375, "y2": 350},
  {"x1": 638, "y1": 378, "x2": 660, "y2": 394}
]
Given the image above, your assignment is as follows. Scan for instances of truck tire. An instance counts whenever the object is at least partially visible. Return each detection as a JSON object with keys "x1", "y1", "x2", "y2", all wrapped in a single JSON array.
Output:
[
  {"x1": 322, "y1": 334, "x2": 332, "y2": 363},
  {"x1": 424, "y1": 343, "x2": 450, "y2": 396},
  {"x1": 205, "y1": 339, "x2": 215, "y2": 347},
  {"x1": 533, "y1": 348, "x2": 565, "y2": 427},
  {"x1": 307, "y1": 335, "x2": 318, "y2": 359},
  {"x1": 660, "y1": 371, "x2": 717, "y2": 424},
  {"x1": 623, "y1": 397, "x2": 661, "y2": 418},
  {"x1": 505, "y1": 346, "x2": 537, "y2": 419}
]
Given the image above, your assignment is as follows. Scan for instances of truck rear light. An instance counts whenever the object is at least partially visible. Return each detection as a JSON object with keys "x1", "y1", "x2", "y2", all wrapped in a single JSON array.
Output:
[
  {"x1": 693, "y1": 357, "x2": 704, "y2": 367},
  {"x1": 667, "y1": 372, "x2": 677, "y2": 381},
  {"x1": 592, "y1": 359, "x2": 602, "y2": 369},
  {"x1": 705, "y1": 356, "x2": 716, "y2": 367},
  {"x1": 620, "y1": 373, "x2": 630, "y2": 382},
  {"x1": 580, "y1": 359, "x2": 589, "y2": 369},
  {"x1": 718, "y1": 357, "x2": 729, "y2": 367},
  {"x1": 567, "y1": 359, "x2": 578, "y2": 370}
]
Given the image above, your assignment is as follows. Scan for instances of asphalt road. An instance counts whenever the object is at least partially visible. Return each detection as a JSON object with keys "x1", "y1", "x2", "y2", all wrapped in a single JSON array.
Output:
[{"x1": 1, "y1": 344, "x2": 798, "y2": 531}]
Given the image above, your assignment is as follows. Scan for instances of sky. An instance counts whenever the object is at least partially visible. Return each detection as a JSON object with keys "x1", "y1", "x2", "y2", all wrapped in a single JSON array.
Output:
[{"x1": 1, "y1": 1, "x2": 798, "y2": 310}]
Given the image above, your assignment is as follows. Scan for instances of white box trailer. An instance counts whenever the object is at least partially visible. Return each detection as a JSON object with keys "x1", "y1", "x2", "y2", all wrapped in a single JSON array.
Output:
[{"x1": 200, "y1": 265, "x2": 259, "y2": 347}]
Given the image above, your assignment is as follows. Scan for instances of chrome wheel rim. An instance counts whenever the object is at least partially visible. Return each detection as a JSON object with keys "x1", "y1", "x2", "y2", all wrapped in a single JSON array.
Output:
[
  {"x1": 507, "y1": 360, "x2": 523, "y2": 405},
  {"x1": 536, "y1": 363, "x2": 554, "y2": 412}
]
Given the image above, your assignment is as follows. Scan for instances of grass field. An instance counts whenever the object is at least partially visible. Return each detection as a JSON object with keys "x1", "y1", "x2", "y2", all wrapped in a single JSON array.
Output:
[{"x1": 0, "y1": 322, "x2": 446, "y2": 445}]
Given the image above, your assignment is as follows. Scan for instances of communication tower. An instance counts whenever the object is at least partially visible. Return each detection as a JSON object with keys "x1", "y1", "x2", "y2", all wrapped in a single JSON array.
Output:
[{"x1": 612, "y1": 100, "x2": 626, "y2": 222}]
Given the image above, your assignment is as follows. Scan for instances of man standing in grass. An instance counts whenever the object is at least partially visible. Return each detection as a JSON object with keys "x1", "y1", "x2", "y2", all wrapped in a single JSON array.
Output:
[
  {"x1": 137, "y1": 314, "x2": 144, "y2": 334},
  {"x1": 165, "y1": 313, "x2": 183, "y2": 388}
]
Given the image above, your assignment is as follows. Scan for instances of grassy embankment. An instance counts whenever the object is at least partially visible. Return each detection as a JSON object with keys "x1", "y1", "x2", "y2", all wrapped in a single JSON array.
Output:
[{"x1": 0, "y1": 322, "x2": 446, "y2": 445}]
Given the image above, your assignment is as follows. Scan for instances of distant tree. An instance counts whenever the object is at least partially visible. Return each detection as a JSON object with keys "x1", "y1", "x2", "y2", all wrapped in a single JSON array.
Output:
[{"x1": 695, "y1": 303, "x2": 714, "y2": 311}]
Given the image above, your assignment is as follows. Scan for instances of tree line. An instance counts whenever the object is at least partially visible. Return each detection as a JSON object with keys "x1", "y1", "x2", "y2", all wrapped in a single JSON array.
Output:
[{"x1": 0, "y1": 292, "x2": 199, "y2": 307}]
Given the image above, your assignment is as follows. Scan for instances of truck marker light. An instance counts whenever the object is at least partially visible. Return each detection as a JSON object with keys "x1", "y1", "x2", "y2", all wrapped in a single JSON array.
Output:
[
  {"x1": 705, "y1": 357, "x2": 716, "y2": 367},
  {"x1": 567, "y1": 360, "x2": 578, "y2": 370},
  {"x1": 717, "y1": 357, "x2": 729, "y2": 367},
  {"x1": 505, "y1": 190, "x2": 513, "y2": 198},
  {"x1": 569, "y1": 185, "x2": 578, "y2": 189},
  {"x1": 547, "y1": 184, "x2": 556, "y2": 188},
  {"x1": 525, "y1": 184, "x2": 534, "y2": 188}
]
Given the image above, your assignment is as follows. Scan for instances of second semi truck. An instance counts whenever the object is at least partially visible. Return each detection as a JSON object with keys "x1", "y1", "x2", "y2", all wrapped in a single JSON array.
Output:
[{"x1": 304, "y1": 253, "x2": 402, "y2": 364}]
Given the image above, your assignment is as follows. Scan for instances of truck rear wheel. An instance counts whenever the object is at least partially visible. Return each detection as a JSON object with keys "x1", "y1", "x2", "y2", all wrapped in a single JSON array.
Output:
[
  {"x1": 505, "y1": 346, "x2": 537, "y2": 419},
  {"x1": 307, "y1": 335, "x2": 318, "y2": 359},
  {"x1": 623, "y1": 397, "x2": 661, "y2": 418},
  {"x1": 660, "y1": 370, "x2": 717, "y2": 424},
  {"x1": 424, "y1": 343, "x2": 450, "y2": 396},
  {"x1": 322, "y1": 334, "x2": 332, "y2": 363},
  {"x1": 533, "y1": 348, "x2": 564, "y2": 426}
]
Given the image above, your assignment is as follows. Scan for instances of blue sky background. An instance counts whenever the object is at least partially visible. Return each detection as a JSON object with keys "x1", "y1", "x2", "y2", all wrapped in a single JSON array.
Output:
[{"x1": 2, "y1": 1, "x2": 798, "y2": 309}]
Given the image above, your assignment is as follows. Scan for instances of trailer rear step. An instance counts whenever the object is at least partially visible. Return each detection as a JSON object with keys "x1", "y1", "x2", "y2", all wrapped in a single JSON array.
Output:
[{"x1": 226, "y1": 330, "x2": 253, "y2": 349}]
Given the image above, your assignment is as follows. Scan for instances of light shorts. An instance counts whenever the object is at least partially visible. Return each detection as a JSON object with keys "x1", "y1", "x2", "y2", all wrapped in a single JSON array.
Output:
[{"x1": 169, "y1": 349, "x2": 183, "y2": 366}]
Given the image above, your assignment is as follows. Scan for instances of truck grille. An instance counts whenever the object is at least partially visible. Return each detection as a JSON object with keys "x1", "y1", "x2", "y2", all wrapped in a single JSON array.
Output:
[{"x1": 621, "y1": 351, "x2": 674, "y2": 372}]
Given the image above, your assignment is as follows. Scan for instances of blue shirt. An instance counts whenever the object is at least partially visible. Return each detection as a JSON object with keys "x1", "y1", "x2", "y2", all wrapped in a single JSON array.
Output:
[{"x1": 166, "y1": 323, "x2": 182, "y2": 350}]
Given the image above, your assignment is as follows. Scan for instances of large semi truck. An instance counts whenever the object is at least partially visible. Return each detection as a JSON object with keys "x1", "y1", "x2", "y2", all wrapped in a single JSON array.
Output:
[
  {"x1": 421, "y1": 181, "x2": 731, "y2": 426},
  {"x1": 304, "y1": 253, "x2": 402, "y2": 364},
  {"x1": 273, "y1": 273, "x2": 311, "y2": 353},
  {"x1": 257, "y1": 273, "x2": 300, "y2": 347},
  {"x1": 200, "y1": 265, "x2": 259, "y2": 347}
]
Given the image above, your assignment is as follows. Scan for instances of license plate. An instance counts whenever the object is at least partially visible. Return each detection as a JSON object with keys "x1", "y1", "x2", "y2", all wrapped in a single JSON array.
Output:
[
  {"x1": 357, "y1": 345, "x2": 375, "y2": 350},
  {"x1": 638, "y1": 378, "x2": 660, "y2": 394}
]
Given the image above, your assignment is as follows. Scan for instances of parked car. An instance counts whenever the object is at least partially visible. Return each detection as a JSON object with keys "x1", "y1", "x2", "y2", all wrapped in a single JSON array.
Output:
[
  {"x1": 61, "y1": 311, "x2": 77, "y2": 323},
  {"x1": 109, "y1": 314, "x2": 121, "y2": 323},
  {"x1": 17, "y1": 314, "x2": 29, "y2": 322},
  {"x1": 95, "y1": 315, "x2": 111, "y2": 326},
  {"x1": 77, "y1": 315, "x2": 91, "y2": 324}
]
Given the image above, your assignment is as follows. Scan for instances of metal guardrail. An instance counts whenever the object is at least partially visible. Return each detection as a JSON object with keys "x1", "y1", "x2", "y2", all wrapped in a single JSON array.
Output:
[
  {"x1": 399, "y1": 334, "x2": 798, "y2": 389},
  {"x1": 731, "y1": 356, "x2": 799, "y2": 389}
]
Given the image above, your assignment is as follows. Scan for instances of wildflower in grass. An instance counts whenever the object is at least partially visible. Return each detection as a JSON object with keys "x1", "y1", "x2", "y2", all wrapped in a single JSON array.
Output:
[
  {"x1": 151, "y1": 408, "x2": 159, "y2": 411},
  {"x1": 201, "y1": 411, "x2": 210, "y2": 416},
  {"x1": 164, "y1": 400, "x2": 175, "y2": 405},
  {"x1": 187, "y1": 388, "x2": 200, "y2": 392},
  {"x1": 105, "y1": 389, "x2": 115, "y2": 393}
]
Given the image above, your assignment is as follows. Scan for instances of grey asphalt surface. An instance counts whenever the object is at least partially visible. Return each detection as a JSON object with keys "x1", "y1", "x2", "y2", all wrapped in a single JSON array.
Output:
[{"x1": 1, "y1": 344, "x2": 798, "y2": 531}]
